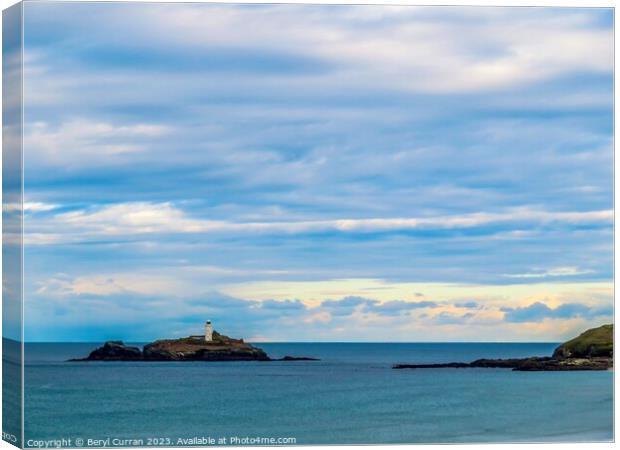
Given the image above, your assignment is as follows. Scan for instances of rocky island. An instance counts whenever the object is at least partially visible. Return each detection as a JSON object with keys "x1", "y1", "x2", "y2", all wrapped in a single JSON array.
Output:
[
  {"x1": 394, "y1": 324, "x2": 613, "y2": 371},
  {"x1": 70, "y1": 330, "x2": 319, "y2": 362}
]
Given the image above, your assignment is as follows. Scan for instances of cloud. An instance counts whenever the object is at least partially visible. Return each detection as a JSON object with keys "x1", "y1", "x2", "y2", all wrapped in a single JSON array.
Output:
[
  {"x1": 3, "y1": 201, "x2": 58, "y2": 213},
  {"x1": 24, "y1": 201, "x2": 613, "y2": 244},
  {"x1": 365, "y1": 300, "x2": 438, "y2": 316},
  {"x1": 320, "y1": 296, "x2": 438, "y2": 317},
  {"x1": 24, "y1": 4, "x2": 613, "y2": 95},
  {"x1": 187, "y1": 291, "x2": 259, "y2": 310},
  {"x1": 260, "y1": 299, "x2": 307, "y2": 311},
  {"x1": 501, "y1": 301, "x2": 612, "y2": 323},
  {"x1": 434, "y1": 311, "x2": 476, "y2": 325},
  {"x1": 454, "y1": 301, "x2": 480, "y2": 309},
  {"x1": 35, "y1": 273, "x2": 185, "y2": 297},
  {"x1": 503, "y1": 266, "x2": 595, "y2": 279},
  {"x1": 320, "y1": 296, "x2": 372, "y2": 316},
  {"x1": 55, "y1": 202, "x2": 205, "y2": 235},
  {"x1": 24, "y1": 119, "x2": 170, "y2": 166},
  {"x1": 23, "y1": 275, "x2": 614, "y2": 342}
]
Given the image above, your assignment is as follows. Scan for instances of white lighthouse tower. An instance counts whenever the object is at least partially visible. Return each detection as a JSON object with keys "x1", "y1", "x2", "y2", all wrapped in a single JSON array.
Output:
[{"x1": 205, "y1": 320, "x2": 213, "y2": 342}]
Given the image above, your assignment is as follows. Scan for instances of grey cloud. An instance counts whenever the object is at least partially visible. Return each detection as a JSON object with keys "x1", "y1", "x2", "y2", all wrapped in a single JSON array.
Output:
[
  {"x1": 321, "y1": 296, "x2": 374, "y2": 308},
  {"x1": 186, "y1": 292, "x2": 258, "y2": 309},
  {"x1": 501, "y1": 302, "x2": 612, "y2": 323},
  {"x1": 454, "y1": 301, "x2": 480, "y2": 309},
  {"x1": 260, "y1": 299, "x2": 307, "y2": 311},
  {"x1": 434, "y1": 312, "x2": 475, "y2": 325},
  {"x1": 365, "y1": 300, "x2": 438, "y2": 316},
  {"x1": 320, "y1": 296, "x2": 438, "y2": 317},
  {"x1": 320, "y1": 296, "x2": 375, "y2": 316}
]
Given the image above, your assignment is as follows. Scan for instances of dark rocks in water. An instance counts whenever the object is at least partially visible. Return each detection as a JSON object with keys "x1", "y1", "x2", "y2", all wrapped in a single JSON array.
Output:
[
  {"x1": 470, "y1": 357, "x2": 557, "y2": 370},
  {"x1": 393, "y1": 362, "x2": 471, "y2": 369},
  {"x1": 69, "y1": 331, "x2": 318, "y2": 363},
  {"x1": 394, "y1": 357, "x2": 611, "y2": 371},
  {"x1": 275, "y1": 356, "x2": 320, "y2": 361},
  {"x1": 511, "y1": 357, "x2": 612, "y2": 371},
  {"x1": 394, "y1": 324, "x2": 613, "y2": 372},
  {"x1": 69, "y1": 341, "x2": 142, "y2": 361},
  {"x1": 393, "y1": 359, "x2": 534, "y2": 370}
]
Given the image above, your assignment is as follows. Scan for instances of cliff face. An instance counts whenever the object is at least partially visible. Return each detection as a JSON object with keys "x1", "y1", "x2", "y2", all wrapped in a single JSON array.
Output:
[{"x1": 552, "y1": 324, "x2": 613, "y2": 359}]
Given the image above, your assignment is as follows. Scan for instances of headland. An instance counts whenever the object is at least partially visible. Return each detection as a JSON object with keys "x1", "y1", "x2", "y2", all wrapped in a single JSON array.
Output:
[{"x1": 394, "y1": 324, "x2": 613, "y2": 371}]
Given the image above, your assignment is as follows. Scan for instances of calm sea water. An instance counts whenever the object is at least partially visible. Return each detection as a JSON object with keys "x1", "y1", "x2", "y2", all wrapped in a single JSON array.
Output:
[{"x1": 16, "y1": 342, "x2": 613, "y2": 445}]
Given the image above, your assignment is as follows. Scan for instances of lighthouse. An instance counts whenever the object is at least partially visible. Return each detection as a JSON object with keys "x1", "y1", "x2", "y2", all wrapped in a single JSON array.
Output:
[{"x1": 205, "y1": 320, "x2": 213, "y2": 342}]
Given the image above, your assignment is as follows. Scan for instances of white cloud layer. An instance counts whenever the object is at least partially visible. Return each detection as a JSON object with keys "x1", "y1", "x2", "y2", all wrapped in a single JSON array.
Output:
[
  {"x1": 22, "y1": 201, "x2": 613, "y2": 244},
  {"x1": 503, "y1": 266, "x2": 595, "y2": 279},
  {"x1": 118, "y1": 5, "x2": 613, "y2": 93},
  {"x1": 24, "y1": 120, "x2": 170, "y2": 166}
]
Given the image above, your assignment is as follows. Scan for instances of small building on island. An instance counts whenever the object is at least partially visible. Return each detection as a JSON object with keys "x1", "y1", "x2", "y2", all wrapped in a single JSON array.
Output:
[
  {"x1": 205, "y1": 320, "x2": 213, "y2": 342},
  {"x1": 189, "y1": 320, "x2": 214, "y2": 342}
]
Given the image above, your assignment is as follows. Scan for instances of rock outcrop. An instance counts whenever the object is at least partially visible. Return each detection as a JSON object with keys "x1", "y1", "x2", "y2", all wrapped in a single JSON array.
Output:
[
  {"x1": 276, "y1": 356, "x2": 320, "y2": 361},
  {"x1": 70, "y1": 331, "x2": 318, "y2": 362},
  {"x1": 72, "y1": 341, "x2": 142, "y2": 361},
  {"x1": 394, "y1": 356, "x2": 612, "y2": 371},
  {"x1": 394, "y1": 324, "x2": 613, "y2": 372},
  {"x1": 142, "y1": 332, "x2": 270, "y2": 361}
]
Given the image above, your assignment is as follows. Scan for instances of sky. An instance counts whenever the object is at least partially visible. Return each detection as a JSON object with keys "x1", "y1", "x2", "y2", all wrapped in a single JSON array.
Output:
[{"x1": 16, "y1": 3, "x2": 613, "y2": 342}]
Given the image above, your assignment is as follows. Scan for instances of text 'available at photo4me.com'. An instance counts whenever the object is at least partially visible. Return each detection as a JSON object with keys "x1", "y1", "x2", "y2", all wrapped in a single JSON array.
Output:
[{"x1": 23, "y1": 436, "x2": 298, "y2": 448}]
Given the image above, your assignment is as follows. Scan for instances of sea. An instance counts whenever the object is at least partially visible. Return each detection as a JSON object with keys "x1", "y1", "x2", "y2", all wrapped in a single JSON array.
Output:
[{"x1": 6, "y1": 341, "x2": 614, "y2": 446}]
